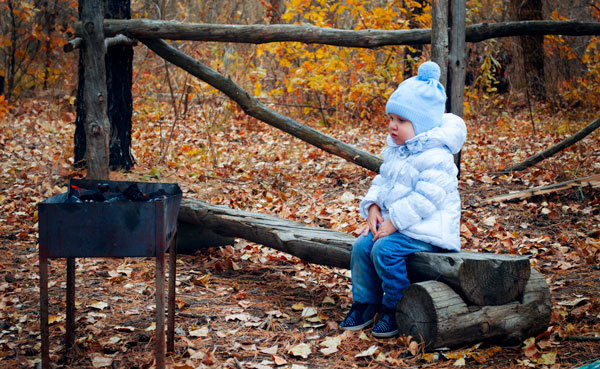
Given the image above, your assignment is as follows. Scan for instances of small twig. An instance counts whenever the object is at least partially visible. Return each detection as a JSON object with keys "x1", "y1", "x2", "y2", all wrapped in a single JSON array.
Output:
[
  {"x1": 525, "y1": 80, "x2": 537, "y2": 137},
  {"x1": 157, "y1": 55, "x2": 180, "y2": 165},
  {"x1": 333, "y1": 272, "x2": 350, "y2": 280},
  {"x1": 565, "y1": 335, "x2": 600, "y2": 342}
]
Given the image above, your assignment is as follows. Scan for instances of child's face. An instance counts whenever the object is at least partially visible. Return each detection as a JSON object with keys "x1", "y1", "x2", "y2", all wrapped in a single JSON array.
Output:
[{"x1": 388, "y1": 113, "x2": 415, "y2": 145}]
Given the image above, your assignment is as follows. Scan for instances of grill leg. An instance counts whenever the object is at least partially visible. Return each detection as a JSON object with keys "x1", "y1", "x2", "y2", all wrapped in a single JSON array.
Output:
[
  {"x1": 66, "y1": 258, "x2": 76, "y2": 350},
  {"x1": 167, "y1": 232, "x2": 177, "y2": 352},
  {"x1": 155, "y1": 251, "x2": 166, "y2": 369},
  {"x1": 40, "y1": 254, "x2": 49, "y2": 369}
]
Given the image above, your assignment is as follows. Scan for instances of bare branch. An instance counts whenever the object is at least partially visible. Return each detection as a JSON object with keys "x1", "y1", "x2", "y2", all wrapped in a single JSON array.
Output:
[{"x1": 138, "y1": 38, "x2": 382, "y2": 172}]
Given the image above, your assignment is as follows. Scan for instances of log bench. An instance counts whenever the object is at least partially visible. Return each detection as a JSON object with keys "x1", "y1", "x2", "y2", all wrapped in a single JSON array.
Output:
[{"x1": 178, "y1": 198, "x2": 551, "y2": 349}]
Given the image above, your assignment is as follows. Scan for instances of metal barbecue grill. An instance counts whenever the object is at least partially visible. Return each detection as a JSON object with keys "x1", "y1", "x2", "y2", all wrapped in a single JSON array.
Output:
[{"x1": 38, "y1": 179, "x2": 182, "y2": 369}]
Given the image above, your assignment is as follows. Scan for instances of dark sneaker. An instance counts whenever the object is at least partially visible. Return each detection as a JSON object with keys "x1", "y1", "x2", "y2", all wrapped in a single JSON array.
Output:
[
  {"x1": 340, "y1": 302, "x2": 378, "y2": 331},
  {"x1": 371, "y1": 308, "x2": 399, "y2": 338}
]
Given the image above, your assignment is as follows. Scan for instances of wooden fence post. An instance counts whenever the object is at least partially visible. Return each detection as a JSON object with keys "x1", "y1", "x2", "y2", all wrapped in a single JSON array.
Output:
[
  {"x1": 431, "y1": 0, "x2": 449, "y2": 89},
  {"x1": 81, "y1": 0, "x2": 110, "y2": 180},
  {"x1": 448, "y1": 0, "x2": 466, "y2": 174}
]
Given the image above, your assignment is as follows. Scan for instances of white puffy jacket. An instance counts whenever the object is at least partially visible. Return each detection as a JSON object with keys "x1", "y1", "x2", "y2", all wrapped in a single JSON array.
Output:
[{"x1": 359, "y1": 113, "x2": 467, "y2": 251}]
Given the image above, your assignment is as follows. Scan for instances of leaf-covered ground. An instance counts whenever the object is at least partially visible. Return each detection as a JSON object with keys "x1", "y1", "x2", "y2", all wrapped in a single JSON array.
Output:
[{"x1": 0, "y1": 97, "x2": 599, "y2": 368}]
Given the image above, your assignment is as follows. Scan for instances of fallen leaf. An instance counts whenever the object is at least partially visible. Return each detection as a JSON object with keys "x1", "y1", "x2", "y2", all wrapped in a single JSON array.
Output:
[
  {"x1": 301, "y1": 306, "x2": 317, "y2": 317},
  {"x1": 322, "y1": 296, "x2": 335, "y2": 304},
  {"x1": 260, "y1": 345, "x2": 278, "y2": 355},
  {"x1": 355, "y1": 345, "x2": 378, "y2": 358},
  {"x1": 272, "y1": 354, "x2": 287, "y2": 365},
  {"x1": 408, "y1": 341, "x2": 419, "y2": 356},
  {"x1": 288, "y1": 343, "x2": 311, "y2": 358},
  {"x1": 536, "y1": 352, "x2": 557, "y2": 365},
  {"x1": 173, "y1": 364, "x2": 194, "y2": 369},
  {"x1": 225, "y1": 313, "x2": 250, "y2": 321},
  {"x1": 91, "y1": 354, "x2": 113, "y2": 368},
  {"x1": 523, "y1": 337, "x2": 538, "y2": 358},
  {"x1": 340, "y1": 191, "x2": 355, "y2": 202},
  {"x1": 189, "y1": 326, "x2": 209, "y2": 337},
  {"x1": 320, "y1": 335, "x2": 341, "y2": 355},
  {"x1": 48, "y1": 315, "x2": 64, "y2": 324},
  {"x1": 192, "y1": 274, "x2": 211, "y2": 286},
  {"x1": 266, "y1": 309, "x2": 284, "y2": 317},
  {"x1": 483, "y1": 216, "x2": 496, "y2": 227},
  {"x1": 104, "y1": 336, "x2": 121, "y2": 345},
  {"x1": 89, "y1": 301, "x2": 109, "y2": 310},
  {"x1": 453, "y1": 357, "x2": 466, "y2": 366},
  {"x1": 238, "y1": 299, "x2": 252, "y2": 308}
]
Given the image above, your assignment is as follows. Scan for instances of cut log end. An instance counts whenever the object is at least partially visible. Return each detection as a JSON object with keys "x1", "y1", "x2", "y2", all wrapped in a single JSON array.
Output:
[
  {"x1": 396, "y1": 281, "x2": 469, "y2": 347},
  {"x1": 407, "y1": 251, "x2": 531, "y2": 306},
  {"x1": 396, "y1": 268, "x2": 551, "y2": 350},
  {"x1": 459, "y1": 256, "x2": 531, "y2": 305}
]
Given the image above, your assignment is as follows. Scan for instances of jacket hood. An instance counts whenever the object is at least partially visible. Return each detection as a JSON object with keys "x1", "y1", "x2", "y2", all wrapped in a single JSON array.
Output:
[{"x1": 386, "y1": 113, "x2": 466, "y2": 155}]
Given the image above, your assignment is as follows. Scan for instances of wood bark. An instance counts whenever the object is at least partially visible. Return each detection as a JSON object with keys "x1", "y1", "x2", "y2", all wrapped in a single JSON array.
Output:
[
  {"x1": 396, "y1": 269, "x2": 551, "y2": 350},
  {"x1": 431, "y1": 0, "x2": 449, "y2": 88},
  {"x1": 511, "y1": 0, "x2": 545, "y2": 99},
  {"x1": 447, "y1": 0, "x2": 466, "y2": 176},
  {"x1": 503, "y1": 116, "x2": 600, "y2": 172},
  {"x1": 177, "y1": 221, "x2": 234, "y2": 255},
  {"x1": 73, "y1": 19, "x2": 600, "y2": 47},
  {"x1": 179, "y1": 198, "x2": 536, "y2": 306},
  {"x1": 75, "y1": 0, "x2": 134, "y2": 171},
  {"x1": 80, "y1": 0, "x2": 110, "y2": 179},
  {"x1": 104, "y1": 0, "x2": 134, "y2": 170},
  {"x1": 178, "y1": 198, "x2": 355, "y2": 269},
  {"x1": 64, "y1": 35, "x2": 136, "y2": 52},
  {"x1": 139, "y1": 38, "x2": 383, "y2": 173},
  {"x1": 407, "y1": 251, "x2": 530, "y2": 306}
]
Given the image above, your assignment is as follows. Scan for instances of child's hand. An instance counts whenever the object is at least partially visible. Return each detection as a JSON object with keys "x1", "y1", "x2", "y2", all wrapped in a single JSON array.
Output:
[
  {"x1": 364, "y1": 204, "x2": 383, "y2": 237},
  {"x1": 373, "y1": 220, "x2": 397, "y2": 241}
]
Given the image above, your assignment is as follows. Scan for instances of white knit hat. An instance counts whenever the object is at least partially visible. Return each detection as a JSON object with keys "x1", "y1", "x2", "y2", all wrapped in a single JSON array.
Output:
[{"x1": 385, "y1": 61, "x2": 447, "y2": 135}]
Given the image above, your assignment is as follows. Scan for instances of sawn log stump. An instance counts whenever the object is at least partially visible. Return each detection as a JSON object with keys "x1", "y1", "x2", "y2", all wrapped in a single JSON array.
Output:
[
  {"x1": 178, "y1": 198, "x2": 552, "y2": 349},
  {"x1": 397, "y1": 269, "x2": 551, "y2": 349}
]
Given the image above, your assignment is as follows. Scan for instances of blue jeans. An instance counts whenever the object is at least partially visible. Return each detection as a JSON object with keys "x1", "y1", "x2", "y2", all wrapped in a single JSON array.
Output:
[{"x1": 351, "y1": 231, "x2": 441, "y2": 310}]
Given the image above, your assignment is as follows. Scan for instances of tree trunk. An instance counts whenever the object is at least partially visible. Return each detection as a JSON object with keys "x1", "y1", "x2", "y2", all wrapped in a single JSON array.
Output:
[
  {"x1": 266, "y1": 0, "x2": 283, "y2": 24},
  {"x1": 104, "y1": 0, "x2": 134, "y2": 170},
  {"x1": 75, "y1": 0, "x2": 134, "y2": 170},
  {"x1": 80, "y1": 0, "x2": 110, "y2": 180},
  {"x1": 511, "y1": 0, "x2": 545, "y2": 99},
  {"x1": 431, "y1": 0, "x2": 449, "y2": 89},
  {"x1": 396, "y1": 269, "x2": 551, "y2": 350},
  {"x1": 447, "y1": 0, "x2": 466, "y2": 176},
  {"x1": 406, "y1": 251, "x2": 531, "y2": 306}
]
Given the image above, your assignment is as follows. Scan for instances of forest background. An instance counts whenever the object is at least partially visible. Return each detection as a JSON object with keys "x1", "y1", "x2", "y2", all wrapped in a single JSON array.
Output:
[{"x1": 1, "y1": 0, "x2": 600, "y2": 368}]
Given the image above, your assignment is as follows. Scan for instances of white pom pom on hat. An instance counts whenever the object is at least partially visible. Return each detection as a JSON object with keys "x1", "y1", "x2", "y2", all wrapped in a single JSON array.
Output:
[
  {"x1": 385, "y1": 61, "x2": 447, "y2": 136},
  {"x1": 417, "y1": 61, "x2": 441, "y2": 81}
]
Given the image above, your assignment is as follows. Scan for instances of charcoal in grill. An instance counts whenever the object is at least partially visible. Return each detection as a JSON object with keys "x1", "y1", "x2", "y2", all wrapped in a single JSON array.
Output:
[
  {"x1": 69, "y1": 186, "x2": 105, "y2": 202},
  {"x1": 123, "y1": 184, "x2": 168, "y2": 202}
]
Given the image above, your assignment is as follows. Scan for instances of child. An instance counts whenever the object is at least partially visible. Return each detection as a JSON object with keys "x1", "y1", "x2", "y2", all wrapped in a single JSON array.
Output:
[{"x1": 340, "y1": 61, "x2": 467, "y2": 338}]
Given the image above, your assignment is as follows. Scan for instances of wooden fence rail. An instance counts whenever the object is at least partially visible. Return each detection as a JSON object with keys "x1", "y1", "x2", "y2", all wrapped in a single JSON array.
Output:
[{"x1": 73, "y1": 19, "x2": 600, "y2": 47}]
